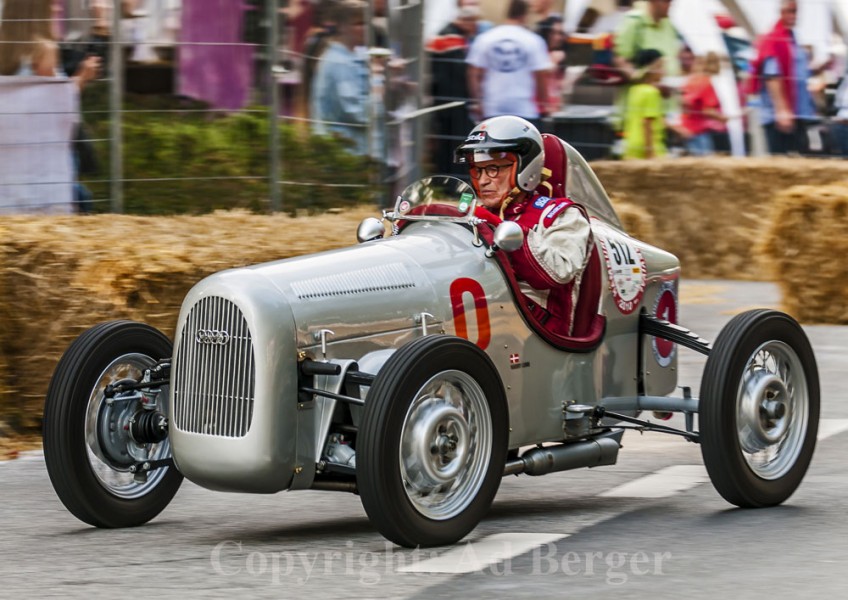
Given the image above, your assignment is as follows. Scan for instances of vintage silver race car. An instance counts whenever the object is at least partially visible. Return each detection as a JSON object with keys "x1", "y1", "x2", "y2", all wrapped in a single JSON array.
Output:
[{"x1": 43, "y1": 136, "x2": 819, "y2": 548}]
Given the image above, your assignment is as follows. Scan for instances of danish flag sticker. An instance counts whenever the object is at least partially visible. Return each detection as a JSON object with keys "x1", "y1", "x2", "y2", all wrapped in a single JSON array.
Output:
[{"x1": 509, "y1": 353, "x2": 520, "y2": 365}]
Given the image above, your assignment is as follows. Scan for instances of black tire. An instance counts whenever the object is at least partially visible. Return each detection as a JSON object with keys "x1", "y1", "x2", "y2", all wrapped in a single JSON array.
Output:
[
  {"x1": 357, "y1": 335, "x2": 508, "y2": 547},
  {"x1": 699, "y1": 310, "x2": 819, "y2": 507},
  {"x1": 43, "y1": 320, "x2": 183, "y2": 528}
]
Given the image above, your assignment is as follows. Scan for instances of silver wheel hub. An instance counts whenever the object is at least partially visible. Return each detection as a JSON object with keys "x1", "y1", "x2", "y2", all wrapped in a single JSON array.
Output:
[
  {"x1": 97, "y1": 380, "x2": 151, "y2": 467},
  {"x1": 410, "y1": 402, "x2": 469, "y2": 485},
  {"x1": 739, "y1": 370, "x2": 791, "y2": 450},
  {"x1": 736, "y1": 341, "x2": 808, "y2": 480},
  {"x1": 85, "y1": 354, "x2": 172, "y2": 498},
  {"x1": 399, "y1": 370, "x2": 492, "y2": 520}
]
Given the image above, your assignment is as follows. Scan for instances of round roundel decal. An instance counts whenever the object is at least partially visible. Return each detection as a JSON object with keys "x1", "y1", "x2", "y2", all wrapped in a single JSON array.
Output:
[
  {"x1": 652, "y1": 281, "x2": 678, "y2": 367},
  {"x1": 599, "y1": 231, "x2": 647, "y2": 315}
]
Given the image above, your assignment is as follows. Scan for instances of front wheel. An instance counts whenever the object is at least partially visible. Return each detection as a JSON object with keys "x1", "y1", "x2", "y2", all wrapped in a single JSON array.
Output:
[
  {"x1": 357, "y1": 335, "x2": 508, "y2": 547},
  {"x1": 43, "y1": 320, "x2": 183, "y2": 527},
  {"x1": 699, "y1": 310, "x2": 819, "y2": 507}
]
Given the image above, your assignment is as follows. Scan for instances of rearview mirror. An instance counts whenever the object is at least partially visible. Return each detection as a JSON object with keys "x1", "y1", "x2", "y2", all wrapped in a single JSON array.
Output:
[
  {"x1": 357, "y1": 218, "x2": 386, "y2": 243},
  {"x1": 492, "y1": 221, "x2": 524, "y2": 253}
]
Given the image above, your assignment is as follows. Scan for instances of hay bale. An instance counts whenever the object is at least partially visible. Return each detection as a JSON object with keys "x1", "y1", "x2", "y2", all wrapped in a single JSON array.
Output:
[
  {"x1": 0, "y1": 222, "x2": 13, "y2": 426},
  {"x1": 759, "y1": 183, "x2": 848, "y2": 323},
  {"x1": 8, "y1": 155, "x2": 848, "y2": 430},
  {"x1": 0, "y1": 208, "x2": 379, "y2": 432},
  {"x1": 609, "y1": 193, "x2": 656, "y2": 243},
  {"x1": 592, "y1": 157, "x2": 848, "y2": 279}
]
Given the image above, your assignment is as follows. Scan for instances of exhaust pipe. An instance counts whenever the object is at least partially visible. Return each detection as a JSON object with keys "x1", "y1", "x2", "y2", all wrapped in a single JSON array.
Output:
[
  {"x1": 310, "y1": 480, "x2": 358, "y2": 493},
  {"x1": 503, "y1": 429, "x2": 624, "y2": 477}
]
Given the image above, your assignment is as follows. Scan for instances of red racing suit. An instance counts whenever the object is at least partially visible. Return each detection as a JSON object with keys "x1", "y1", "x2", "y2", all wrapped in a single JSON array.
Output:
[{"x1": 478, "y1": 193, "x2": 593, "y2": 337}]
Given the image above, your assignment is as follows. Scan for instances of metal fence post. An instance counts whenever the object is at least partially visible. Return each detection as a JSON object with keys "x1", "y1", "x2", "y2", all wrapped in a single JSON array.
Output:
[
  {"x1": 268, "y1": 0, "x2": 282, "y2": 212},
  {"x1": 413, "y1": 4, "x2": 425, "y2": 185},
  {"x1": 380, "y1": 5, "x2": 391, "y2": 206},
  {"x1": 109, "y1": 2, "x2": 124, "y2": 213}
]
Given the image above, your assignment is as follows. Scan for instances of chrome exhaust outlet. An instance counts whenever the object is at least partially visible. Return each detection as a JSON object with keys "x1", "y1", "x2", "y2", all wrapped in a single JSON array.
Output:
[{"x1": 503, "y1": 429, "x2": 624, "y2": 477}]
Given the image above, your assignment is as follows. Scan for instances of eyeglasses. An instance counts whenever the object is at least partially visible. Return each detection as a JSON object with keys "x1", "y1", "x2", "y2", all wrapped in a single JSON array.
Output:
[{"x1": 469, "y1": 163, "x2": 513, "y2": 179}]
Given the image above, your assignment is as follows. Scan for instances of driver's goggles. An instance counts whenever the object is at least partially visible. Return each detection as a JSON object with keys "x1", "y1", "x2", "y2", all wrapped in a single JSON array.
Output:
[{"x1": 469, "y1": 163, "x2": 513, "y2": 180}]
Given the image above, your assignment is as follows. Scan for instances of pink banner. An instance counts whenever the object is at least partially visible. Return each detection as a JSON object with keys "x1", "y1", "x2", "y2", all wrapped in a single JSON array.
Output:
[{"x1": 177, "y1": 0, "x2": 254, "y2": 110}]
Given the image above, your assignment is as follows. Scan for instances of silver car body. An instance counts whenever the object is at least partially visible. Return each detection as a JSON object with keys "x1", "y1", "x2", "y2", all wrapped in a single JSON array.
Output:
[{"x1": 167, "y1": 144, "x2": 681, "y2": 494}]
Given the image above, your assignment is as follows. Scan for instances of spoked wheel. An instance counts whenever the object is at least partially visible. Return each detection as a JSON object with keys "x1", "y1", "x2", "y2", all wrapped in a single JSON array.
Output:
[
  {"x1": 699, "y1": 310, "x2": 819, "y2": 507},
  {"x1": 43, "y1": 321, "x2": 183, "y2": 527},
  {"x1": 357, "y1": 335, "x2": 508, "y2": 547}
]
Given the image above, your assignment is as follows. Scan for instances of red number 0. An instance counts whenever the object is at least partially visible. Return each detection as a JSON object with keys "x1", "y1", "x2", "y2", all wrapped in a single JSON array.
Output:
[{"x1": 449, "y1": 278, "x2": 491, "y2": 350}]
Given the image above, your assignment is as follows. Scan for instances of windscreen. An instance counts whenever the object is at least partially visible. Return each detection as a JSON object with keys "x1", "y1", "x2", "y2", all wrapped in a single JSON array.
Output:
[{"x1": 393, "y1": 176, "x2": 477, "y2": 222}]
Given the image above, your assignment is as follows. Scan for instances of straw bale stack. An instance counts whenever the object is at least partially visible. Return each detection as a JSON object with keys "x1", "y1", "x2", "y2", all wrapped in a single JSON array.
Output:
[
  {"x1": 0, "y1": 222, "x2": 11, "y2": 419},
  {"x1": 0, "y1": 208, "x2": 379, "y2": 430},
  {"x1": 609, "y1": 194, "x2": 656, "y2": 242},
  {"x1": 759, "y1": 183, "x2": 848, "y2": 324},
  {"x1": 591, "y1": 157, "x2": 848, "y2": 279},
  {"x1": 6, "y1": 156, "x2": 848, "y2": 433}
]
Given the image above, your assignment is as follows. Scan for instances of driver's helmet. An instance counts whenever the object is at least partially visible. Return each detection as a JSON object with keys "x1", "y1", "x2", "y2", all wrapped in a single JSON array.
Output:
[{"x1": 454, "y1": 115, "x2": 545, "y2": 193}]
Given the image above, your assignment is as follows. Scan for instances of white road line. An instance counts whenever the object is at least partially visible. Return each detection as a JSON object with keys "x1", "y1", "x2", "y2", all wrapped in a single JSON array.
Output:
[
  {"x1": 0, "y1": 449, "x2": 43, "y2": 464},
  {"x1": 602, "y1": 419, "x2": 848, "y2": 499},
  {"x1": 17, "y1": 450, "x2": 44, "y2": 460},
  {"x1": 600, "y1": 464, "x2": 709, "y2": 499},
  {"x1": 818, "y1": 419, "x2": 848, "y2": 441},
  {"x1": 398, "y1": 532, "x2": 568, "y2": 574}
]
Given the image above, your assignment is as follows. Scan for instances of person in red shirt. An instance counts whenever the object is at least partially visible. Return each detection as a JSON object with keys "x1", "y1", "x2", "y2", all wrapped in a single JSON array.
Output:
[{"x1": 681, "y1": 51, "x2": 727, "y2": 155}]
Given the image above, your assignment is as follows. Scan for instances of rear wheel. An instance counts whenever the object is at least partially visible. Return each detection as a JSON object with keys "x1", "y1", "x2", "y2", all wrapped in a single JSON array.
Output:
[
  {"x1": 43, "y1": 321, "x2": 183, "y2": 527},
  {"x1": 357, "y1": 335, "x2": 508, "y2": 547},
  {"x1": 699, "y1": 310, "x2": 819, "y2": 507}
]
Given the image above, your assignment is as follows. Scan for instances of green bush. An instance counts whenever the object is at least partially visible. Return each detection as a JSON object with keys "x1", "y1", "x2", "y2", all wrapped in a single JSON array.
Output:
[{"x1": 81, "y1": 84, "x2": 378, "y2": 214}]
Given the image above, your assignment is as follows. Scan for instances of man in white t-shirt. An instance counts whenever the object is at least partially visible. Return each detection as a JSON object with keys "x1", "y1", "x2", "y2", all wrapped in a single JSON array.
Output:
[{"x1": 465, "y1": 0, "x2": 552, "y2": 128}]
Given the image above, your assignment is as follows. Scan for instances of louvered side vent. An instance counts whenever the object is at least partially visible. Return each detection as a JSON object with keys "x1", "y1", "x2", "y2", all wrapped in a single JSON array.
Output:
[
  {"x1": 291, "y1": 262, "x2": 415, "y2": 300},
  {"x1": 172, "y1": 296, "x2": 255, "y2": 437}
]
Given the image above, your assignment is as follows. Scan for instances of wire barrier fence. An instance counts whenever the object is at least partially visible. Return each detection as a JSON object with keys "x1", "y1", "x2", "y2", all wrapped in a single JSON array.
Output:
[
  {"x1": 2, "y1": 1, "x2": 847, "y2": 215},
  {"x1": 0, "y1": 0, "x2": 426, "y2": 215}
]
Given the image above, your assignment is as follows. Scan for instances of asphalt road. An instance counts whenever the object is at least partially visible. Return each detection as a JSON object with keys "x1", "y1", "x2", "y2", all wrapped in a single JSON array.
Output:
[{"x1": 2, "y1": 280, "x2": 847, "y2": 599}]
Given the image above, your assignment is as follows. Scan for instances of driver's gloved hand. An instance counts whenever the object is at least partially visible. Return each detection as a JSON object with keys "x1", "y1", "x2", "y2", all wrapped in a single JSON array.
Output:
[{"x1": 474, "y1": 206, "x2": 502, "y2": 226}]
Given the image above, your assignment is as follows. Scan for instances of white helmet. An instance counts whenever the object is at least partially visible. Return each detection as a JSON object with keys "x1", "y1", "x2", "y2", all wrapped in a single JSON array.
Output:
[{"x1": 454, "y1": 116, "x2": 545, "y2": 192}]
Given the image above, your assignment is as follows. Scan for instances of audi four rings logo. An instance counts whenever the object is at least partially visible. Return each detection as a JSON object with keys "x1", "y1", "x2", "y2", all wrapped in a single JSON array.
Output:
[{"x1": 195, "y1": 329, "x2": 231, "y2": 345}]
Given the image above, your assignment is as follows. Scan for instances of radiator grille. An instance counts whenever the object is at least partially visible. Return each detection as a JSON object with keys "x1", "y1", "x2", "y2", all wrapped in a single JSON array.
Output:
[{"x1": 173, "y1": 296, "x2": 255, "y2": 437}]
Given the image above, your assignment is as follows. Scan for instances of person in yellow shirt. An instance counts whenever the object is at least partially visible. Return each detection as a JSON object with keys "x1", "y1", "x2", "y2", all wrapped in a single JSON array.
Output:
[
  {"x1": 623, "y1": 48, "x2": 666, "y2": 159},
  {"x1": 613, "y1": 0, "x2": 681, "y2": 113}
]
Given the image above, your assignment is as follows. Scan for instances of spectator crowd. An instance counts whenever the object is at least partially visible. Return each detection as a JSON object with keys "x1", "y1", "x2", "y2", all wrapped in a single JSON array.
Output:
[
  {"x1": 421, "y1": 0, "x2": 848, "y2": 162},
  {"x1": 4, "y1": 0, "x2": 848, "y2": 215}
]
